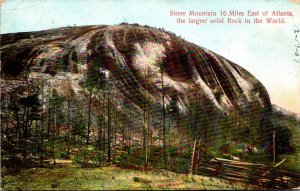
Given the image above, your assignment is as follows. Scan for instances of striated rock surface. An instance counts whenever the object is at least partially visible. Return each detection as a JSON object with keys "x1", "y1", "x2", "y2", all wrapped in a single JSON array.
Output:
[{"x1": 0, "y1": 24, "x2": 272, "y2": 137}]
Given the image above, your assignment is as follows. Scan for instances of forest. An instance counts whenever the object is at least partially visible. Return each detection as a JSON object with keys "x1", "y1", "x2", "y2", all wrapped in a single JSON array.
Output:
[{"x1": 1, "y1": 68, "x2": 298, "y2": 190}]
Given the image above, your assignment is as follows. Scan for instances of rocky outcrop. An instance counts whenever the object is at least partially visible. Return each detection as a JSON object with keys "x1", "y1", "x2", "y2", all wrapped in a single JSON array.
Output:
[{"x1": 0, "y1": 24, "x2": 272, "y2": 138}]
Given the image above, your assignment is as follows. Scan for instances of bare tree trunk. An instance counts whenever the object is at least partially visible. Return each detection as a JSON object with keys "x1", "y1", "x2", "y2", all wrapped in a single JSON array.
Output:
[
  {"x1": 47, "y1": 100, "x2": 51, "y2": 139},
  {"x1": 143, "y1": 100, "x2": 147, "y2": 168},
  {"x1": 143, "y1": 67, "x2": 150, "y2": 168},
  {"x1": 97, "y1": 109, "x2": 102, "y2": 150},
  {"x1": 128, "y1": 129, "x2": 132, "y2": 156},
  {"x1": 273, "y1": 131, "x2": 276, "y2": 165},
  {"x1": 122, "y1": 125, "x2": 125, "y2": 150},
  {"x1": 53, "y1": 105, "x2": 57, "y2": 165},
  {"x1": 87, "y1": 91, "x2": 92, "y2": 144},
  {"x1": 97, "y1": 109, "x2": 104, "y2": 165},
  {"x1": 40, "y1": 83, "x2": 44, "y2": 167},
  {"x1": 67, "y1": 98, "x2": 72, "y2": 158},
  {"x1": 160, "y1": 63, "x2": 167, "y2": 168},
  {"x1": 146, "y1": 105, "x2": 149, "y2": 168},
  {"x1": 114, "y1": 123, "x2": 117, "y2": 163},
  {"x1": 107, "y1": 87, "x2": 111, "y2": 164}
]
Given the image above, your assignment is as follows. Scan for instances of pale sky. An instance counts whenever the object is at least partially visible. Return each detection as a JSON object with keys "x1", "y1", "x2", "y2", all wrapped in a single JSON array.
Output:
[{"x1": 1, "y1": 0, "x2": 300, "y2": 113}]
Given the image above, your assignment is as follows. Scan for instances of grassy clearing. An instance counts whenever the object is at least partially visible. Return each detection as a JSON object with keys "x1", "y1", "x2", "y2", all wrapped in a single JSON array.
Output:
[{"x1": 1, "y1": 162, "x2": 259, "y2": 190}]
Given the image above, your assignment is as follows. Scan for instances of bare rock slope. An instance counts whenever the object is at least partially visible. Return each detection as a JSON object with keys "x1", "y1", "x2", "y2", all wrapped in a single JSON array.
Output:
[{"x1": 1, "y1": 24, "x2": 272, "y2": 136}]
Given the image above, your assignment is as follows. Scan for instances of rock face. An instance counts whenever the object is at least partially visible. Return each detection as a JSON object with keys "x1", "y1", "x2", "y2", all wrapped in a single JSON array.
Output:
[{"x1": 0, "y1": 24, "x2": 272, "y2": 138}]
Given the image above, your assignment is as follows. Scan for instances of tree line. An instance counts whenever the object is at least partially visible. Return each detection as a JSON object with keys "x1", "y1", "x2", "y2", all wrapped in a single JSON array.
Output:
[{"x1": 1, "y1": 64, "x2": 295, "y2": 172}]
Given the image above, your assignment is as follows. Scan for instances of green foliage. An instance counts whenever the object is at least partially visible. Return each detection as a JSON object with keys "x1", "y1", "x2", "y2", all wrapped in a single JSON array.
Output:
[
  {"x1": 1, "y1": 81, "x2": 43, "y2": 168},
  {"x1": 59, "y1": 151, "x2": 70, "y2": 160},
  {"x1": 19, "y1": 94, "x2": 41, "y2": 108},
  {"x1": 73, "y1": 144, "x2": 98, "y2": 167},
  {"x1": 166, "y1": 146, "x2": 177, "y2": 157},
  {"x1": 73, "y1": 62, "x2": 79, "y2": 73},
  {"x1": 71, "y1": 106, "x2": 86, "y2": 138},
  {"x1": 116, "y1": 148, "x2": 145, "y2": 167},
  {"x1": 167, "y1": 97, "x2": 179, "y2": 119},
  {"x1": 185, "y1": 87, "x2": 216, "y2": 143},
  {"x1": 115, "y1": 152, "x2": 129, "y2": 164},
  {"x1": 71, "y1": 51, "x2": 78, "y2": 63},
  {"x1": 85, "y1": 63, "x2": 107, "y2": 92},
  {"x1": 62, "y1": 53, "x2": 70, "y2": 72},
  {"x1": 95, "y1": 150, "x2": 106, "y2": 165},
  {"x1": 171, "y1": 157, "x2": 190, "y2": 173}
]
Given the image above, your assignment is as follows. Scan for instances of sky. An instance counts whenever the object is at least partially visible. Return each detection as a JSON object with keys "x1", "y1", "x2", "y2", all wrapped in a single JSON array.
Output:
[{"x1": 1, "y1": 0, "x2": 300, "y2": 113}]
